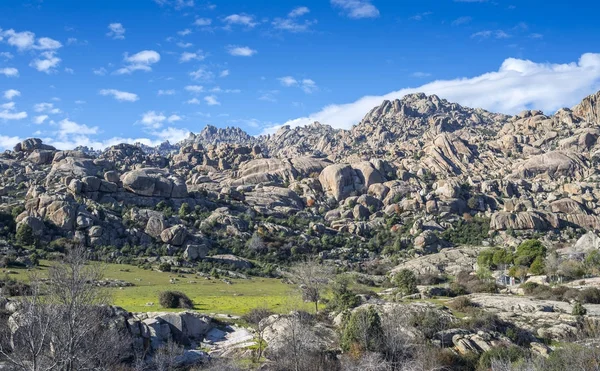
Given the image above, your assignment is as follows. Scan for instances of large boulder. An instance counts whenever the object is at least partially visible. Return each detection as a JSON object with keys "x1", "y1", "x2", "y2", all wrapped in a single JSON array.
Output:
[
  {"x1": 319, "y1": 162, "x2": 385, "y2": 201},
  {"x1": 14, "y1": 138, "x2": 55, "y2": 153},
  {"x1": 511, "y1": 151, "x2": 588, "y2": 180},
  {"x1": 121, "y1": 168, "x2": 188, "y2": 198},
  {"x1": 160, "y1": 225, "x2": 188, "y2": 246}
]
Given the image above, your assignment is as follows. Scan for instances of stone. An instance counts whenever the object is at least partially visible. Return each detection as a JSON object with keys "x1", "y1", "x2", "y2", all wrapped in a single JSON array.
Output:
[
  {"x1": 160, "y1": 225, "x2": 188, "y2": 246},
  {"x1": 183, "y1": 244, "x2": 208, "y2": 260}
]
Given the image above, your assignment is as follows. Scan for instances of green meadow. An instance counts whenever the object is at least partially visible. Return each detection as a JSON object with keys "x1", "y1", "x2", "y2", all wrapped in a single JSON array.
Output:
[{"x1": 6, "y1": 261, "x2": 310, "y2": 315}]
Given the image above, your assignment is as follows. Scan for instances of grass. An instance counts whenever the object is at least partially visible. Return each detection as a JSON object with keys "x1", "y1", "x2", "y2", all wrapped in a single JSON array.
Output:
[{"x1": 5, "y1": 261, "x2": 311, "y2": 316}]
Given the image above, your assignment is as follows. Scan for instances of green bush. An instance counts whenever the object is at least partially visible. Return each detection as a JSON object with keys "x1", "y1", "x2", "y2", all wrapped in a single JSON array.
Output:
[
  {"x1": 341, "y1": 306, "x2": 383, "y2": 352},
  {"x1": 440, "y1": 217, "x2": 490, "y2": 246},
  {"x1": 16, "y1": 223, "x2": 36, "y2": 247},
  {"x1": 158, "y1": 291, "x2": 193, "y2": 309},
  {"x1": 572, "y1": 301, "x2": 587, "y2": 316},
  {"x1": 392, "y1": 269, "x2": 418, "y2": 296},
  {"x1": 477, "y1": 346, "x2": 530, "y2": 370},
  {"x1": 514, "y1": 239, "x2": 546, "y2": 267},
  {"x1": 158, "y1": 262, "x2": 172, "y2": 272}
]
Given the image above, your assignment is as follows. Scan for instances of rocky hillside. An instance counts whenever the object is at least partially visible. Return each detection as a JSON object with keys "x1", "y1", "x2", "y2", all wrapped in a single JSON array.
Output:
[{"x1": 1, "y1": 91, "x2": 600, "y2": 269}]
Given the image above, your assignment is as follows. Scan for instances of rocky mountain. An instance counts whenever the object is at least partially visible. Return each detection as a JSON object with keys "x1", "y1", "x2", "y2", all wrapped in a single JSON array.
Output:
[{"x1": 2, "y1": 91, "x2": 600, "y2": 265}]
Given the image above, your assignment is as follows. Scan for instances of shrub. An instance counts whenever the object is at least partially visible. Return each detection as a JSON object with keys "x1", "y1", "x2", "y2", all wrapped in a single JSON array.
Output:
[
  {"x1": 477, "y1": 345, "x2": 530, "y2": 370},
  {"x1": 572, "y1": 301, "x2": 587, "y2": 316},
  {"x1": 16, "y1": 223, "x2": 36, "y2": 247},
  {"x1": 579, "y1": 288, "x2": 600, "y2": 304},
  {"x1": 514, "y1": 239, "x2": 546, "y2": 267},
  {"x1": 341, "y1": 306, "x2": 383, "y2": 352},
  {"x1": 392, "y1": 269, "x2": 417, "y2": 296},
  {"x1": 440, "y1": 217, "x2": 490, "y2": 246},
  {"x1": 448, "y1": 296, "x2": 475, "y2": 312},
  {"x1": 417, "y1": 273, "x2": 447, "y2": 286},
  {"x1": 158, "y1": 262, "x2": 172, "y2": 272},
  {"x1": 159, "y1": 291, "x2": 193, "y2": 309}
]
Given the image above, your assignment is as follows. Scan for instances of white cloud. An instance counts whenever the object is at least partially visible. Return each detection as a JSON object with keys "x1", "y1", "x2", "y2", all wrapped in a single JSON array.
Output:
[
  {"x1": 0, "y1": 99, "x2": 27, "y2": 120},
  {"x1": 278, "y1": 76, "x2": 318, "y2": 93},
  {"x1": 272, "y1": 17, "x2": 317, "y2": 33},
  {"x1": 471, "y1": 30, "x2": 511, "y2": 39},
  {"x1": 107, "y1": 23, "x2": 126, "y2": 39},
  {"x1": 64, "y1": 67, "x2": 74, "y2": 74},
  {"x1": 204, "y1": 95, "x2": 220, "y2": 105},
  {"x1": 189, "y1": 67, "x2": 213, "y2": 81},
  {"x1": 452, "y1": 16, "x2": 472, "y2": 26},
  {"x1": 0, "y1": 29, "x2": 62, "y2": 51},
  {"x1": 177, "y1": 42, "x2": 193, "y2": 48},
  {"x1": 3, "y1": 89, "x2": 20, "y2": 100},
  {"x1": 289, "y1": 6, "x2": 310, "y2": 17},
  {"x1": 75, "y1": 100, "x2": 86, "y2": 104},
  {"x1": 33, "y1": 102, "x2": 61, "y2": 114},
  {"x1": 210, "y1": 86, "x2": 240, "y2": 93},
  {"x1": 194, "y1": 18, "x2": 212, "y2": 26},
  {"x1": 152, "y1": 127, "x2": 189, "y2": 143},
  {"x1": 93, "y1": 67, "x2": 107, "y2": 76},
  {"x1": 412, "y1": 72, "x2": 432, "y2": 78},
  {"x1": 301, "y1": 79, "x2": 318, "y2": 93},
  {"x1": 178, "y1": 29, "x2": 192, "y2": 36},
  {"x1": 115, "y1": 50, "x2": 161, "y2": 74},
  {"x1": 226, "y1": 45, "x2": 257, "y2": 57},
  {"x1": 264, "y1": 53, "x2": 600, "y2": 133},
  {"x1": 29, "y1": 51, "x2": 61, "y2": 73},
  {"x1": 185, "y1": 85, "x2": 204, "y2": 93},
  {"x1": 0, "y1": 110, "x2": 27, "y2": 120},
  {"x1": 223, "y1": 14, "x2": 257, "y2": 28},
  {"x1": 180, "y1": 51, "x2": 205, "y2": 62},
  {"x1": 0, "y1": 68, "x2": 18, "y2": 77},
  {"x1": 158, "y1": 89, "x2": 176, "y2": 96},
  {"x1": 186, "y1": 98, "x2": 201, "y2": 104},
  {"x1": 0, "y1": 135, "x2": 20, "y2": 150},
  {"x1": 279, "y1": 76, "x2": 298, "y2": 86},
  {"x1": 167, "y1": 114, "x2": 182, "y2": 122},
  {"x1": 99, "y1": 89, "x2": 139, "y2": 102},
  {"x1": 0, "y1": 52, "x2": 14, "y2": 60},
  {"x1": 219, "y1": 69, "x2": 230, "y2": 77},
  {"x1": 331, "y1": 0, "x2": 380, "y2": 19},
  {"x1": 33, "y1": 115, "x2": 48, "y2": 124},
  {"x1": 140, "y1": 111, "x2": 167, "y2": 129}
]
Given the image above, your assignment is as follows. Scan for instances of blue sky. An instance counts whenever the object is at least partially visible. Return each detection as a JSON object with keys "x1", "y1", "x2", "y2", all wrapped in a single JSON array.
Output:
[{"x1": 1, "y1": 0, "x2": 600, "y2": 150}]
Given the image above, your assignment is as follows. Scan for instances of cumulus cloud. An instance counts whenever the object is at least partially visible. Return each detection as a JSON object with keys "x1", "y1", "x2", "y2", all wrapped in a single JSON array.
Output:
[
  {"x1": 186, "y1": 98, "x2": 201, "y2": 104},
  {"x1": 278, "y1": 76, "x2": 318, "y2": 93},
  {"x1": 33, "y1": 115, "x2": 48, "y2": 124},
  {"x1": 180, "y1": 51, "x2": 205, "y2": 62},
  {"x1": 0, "y1": 29, "x2": 62, "y2": 51},
  {"x1": 0, "y1": 68, "x2": 18, "y2": 77},
  {"x1": 99, "y1": 89, "x2": 139, "y2": 102},
  {"x1": 219, "y1": 69, "x2": 229, "y2": 78},
  {"x1": 106, "y1": 23, "x2": 126, "y2": 39},
  {"x1": 0, "y1": 100, "x2": 27, "y2": 120},
  {"x1": 263, "y1": 53, "x2": 600, "y2": 134},
  {"x1": 0, "y1": 135, "x2": 20, "y2": 150},
  {"x1": 140, "y1": 111, "x2": 167, "y2": 129},
  {"x1": 226, "y1": 45, "x2": 257, "y2": 57},
  {"x1": 158, "y1": 89, "x2": 176, "y2": 96},
  {"x1": 33, "y1": 102, "x2": 61, "y2": 114},
  {"x1": 331, "y1": 0, "x2": 380, "y2": 19},
  {"x1": 189, "y1": 67, "x2": 213, "y2": 81},
  {"x1": 289, "y1": 6, "x2": 310, "y2": 17},
  {"x1": 204, "y1": 95, "x2": 220, "y2": 105},
  {"x1": 29, "y1": 51, "x2": 61, "y2": 73},
  {"x1": 194, "y1": 18, "x2": 212, "y2": 26},
  {"x1": 185, "y1": 85, "x2": 204, "y2": 93},
  {"x1": 3, "y1": 89, "x2": 20, "y2": 100},
  {"x1": 223, "y1": 14, "x2": 257, "y2": 28},
  {"x1": 115, "y1": 50, "x2": 161, "y2": 74}
]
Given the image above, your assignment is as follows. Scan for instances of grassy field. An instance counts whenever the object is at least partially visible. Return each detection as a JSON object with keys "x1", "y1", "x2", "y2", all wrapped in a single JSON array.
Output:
[{"x1": 6, "y1": 261, "x2": 310, "y2": 315}]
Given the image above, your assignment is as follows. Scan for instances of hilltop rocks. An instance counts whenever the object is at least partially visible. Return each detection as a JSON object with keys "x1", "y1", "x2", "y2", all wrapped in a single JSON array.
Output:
[
  {"x1": 319, "y1": 162, "x2": 385, "y2": 201},
  {"x1": 14, "y1": 138, "x2": 55, "y2": 153},
  {"x1": 511, "y1": 151, "x2": 588, "y2": 180},
  {"x1": 121, "y1": 168, "x2": 188, "y2": 198},
  {"x1": 160, "y1": 225, "x2": 188, "y2": 246}
]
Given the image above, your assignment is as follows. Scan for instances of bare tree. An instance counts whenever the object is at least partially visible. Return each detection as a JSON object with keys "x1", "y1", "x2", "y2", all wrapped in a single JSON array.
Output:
[
  {"x1": 151, "y1": 340, "x2": 184, "y2": 371},
  {"x1": 243, "y1": 307, "x2": 273, "y2": 362},
  {"x1": 0, "y1": 248, "x2": 131, "y2": 371},
  {"x1": 290, "y1": 257, "x2": 333, "y2": 314}
]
